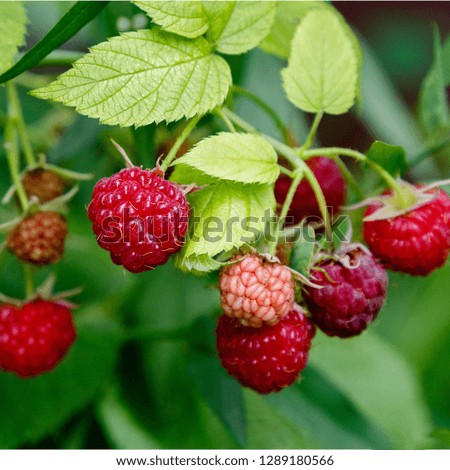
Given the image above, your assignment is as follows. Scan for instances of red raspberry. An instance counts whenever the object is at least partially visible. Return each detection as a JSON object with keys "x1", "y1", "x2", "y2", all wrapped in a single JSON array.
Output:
[
  {"x1": 0, "y1": 300, "x2": 76, "y2": 377},
  {"x1": 219, "y1": 254, "x2": 295, "y2": 328},
  {"x1": 304, "y1": 249, "x2": 388, "y2": 338},
  {"x1": 22, "y1": 168, "x2": 65, "y2": 203},
  {"x1": 275, "y1": 156, "x2": 346, "y2": 226},
  {"x1": 87, "y1": 167, "x2": 189, "y2": 273},
  {"x1": 7, "y1": 211, "x2": 68, "y2": 265},
  {"x1": 363, "y1": 188, "x2": 450, "y2": 276},
  {"x1": 216, "y1": 308, "x2": 315, "y2": 394}
]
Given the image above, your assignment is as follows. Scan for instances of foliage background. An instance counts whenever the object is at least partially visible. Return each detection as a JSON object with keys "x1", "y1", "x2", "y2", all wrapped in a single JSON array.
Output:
[{"x1": 0, "y1": 1, "x2": 449, "y2": 450}]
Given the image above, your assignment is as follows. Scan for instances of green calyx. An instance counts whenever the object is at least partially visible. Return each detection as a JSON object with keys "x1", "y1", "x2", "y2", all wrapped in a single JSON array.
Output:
[{"x1": 390, "y1": 181, "x2": 419, "y2": 211}]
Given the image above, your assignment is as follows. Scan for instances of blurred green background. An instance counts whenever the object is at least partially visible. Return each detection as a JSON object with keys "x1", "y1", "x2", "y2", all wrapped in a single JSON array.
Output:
[{"x1": 0, "y1": 1, "x2": 449, "y2": 450}]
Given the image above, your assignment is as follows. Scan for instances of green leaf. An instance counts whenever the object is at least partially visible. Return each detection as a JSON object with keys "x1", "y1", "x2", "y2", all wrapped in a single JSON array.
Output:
[
  {"x1": 97, "y1": 386, "x2": 160, "y2": 449},
  {"x1": 245, "y1": 390, "x2": 317, "y2": 448},
  {"x1": 418, "y1": 28, "x2": 449, "y2": 136},
  {"x1": 174, "y1": 251, "x2": 223, "y2": 275},
  {"x1": 262, "y1": 3, "x2": 363, "y2": 107},
  {"x1": 178, "y1": 181, "x2": 274, "y2": 269},
  {"x1": 260, "y1": 0, "x2": 326, "y2": 59},
  {"x1": 289, "y1": 234, "x2": 315, "y2": 278},
  {"x1": 174, "y1": 132, "x2": 279, "y2": 184},
  {"x1": 0, "y1": 2, "x2": 109, "y2": 84},
  {"x1": 170, "y1": 164, "x2": 218, "y2": 186},
  {"x1": 0, "y1": 309, "x2": 121, "y2": 448},
  {"x1": 366, "y1": 140, "x2": 407, "y2": 177},
  {"x1": 0, "y1": 1, "x2": 27, "y2": 75},
  {"x1": 309, "y1": 331, "x2": 432, "y2": 449},
  {"x1": 201, "y1": 0, "x2": 235, "y2": 45},
  {"x1": 442, "y1": 34, "x2": 450, "y2": 86},
  {"x1": 281, "y1": 9, "x2": 358, "y2": 115},
  {"x1": 265, "y1": 384, "x2": 382, "y2": 449},
  {"x1": 132, "y1": 1, "x2": 208, "y2": 39},
  {"x1": 430, "y1": 429, "x2": 450, "y2": 449},
  {"x1": 206, "y1": 1, "x2": 276, "y2": 55},
  {"x1": 188, "y1": 351, "x2": 247, "y2": 447},
  {"x1": 31, "y1": 30, "x2": 232, "y2": 127}
]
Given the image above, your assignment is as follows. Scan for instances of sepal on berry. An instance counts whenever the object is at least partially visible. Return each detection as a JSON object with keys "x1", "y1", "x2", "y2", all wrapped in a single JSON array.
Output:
[{"x1": 345, "y1": 179, "x2": 450, "y2": 222}]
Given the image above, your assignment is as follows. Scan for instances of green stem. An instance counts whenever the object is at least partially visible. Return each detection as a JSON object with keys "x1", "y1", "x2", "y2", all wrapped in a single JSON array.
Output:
[
  {"x1": 268, "y1": 169, "x2": 304, "y2": 255},
  {"x1": 221, "y1": 107, "x2": 256, "y2": 133},
  {"x1": 160, "y1": 116, "x2": 201, "y2": 172},
  {"x1": 123, "y1": 325, "x2": 191, "y2": 343},
  {"x1": 214, "y1": 107, "x2": 236, "y2": 132},
  {"x1": 231, "y1": 85, "x2": 290, "y2": 143},
  {"x1": 7, "y1": 82, "x2": 35, "y2": 166},
  {"x1": 222, "y1": 108, "x2": 333, "y2": 241},
  {"x1": 303, "y1": 147, "x2": 366, "y2": 161},
  {"x1": 221, "y1": 108, "x2": 301, "y2": 168},
  {"x1": 23, "y1": 265, "x2": 34, "y2": 298},
  {"x1": 279, "y1": 166, "x2": 295, "y2": 178},
  {"x1": 303, "y1": 146, "x2": 405, "y2": 199},
  {"x1": 332, "y1": 156, "x2": 365, "y2": 200},
  {"x1": 303, "y1": 166, "x2": 332, "y2": 240},
  {"x1": 300, "y1": 111, "x2": 323, "y2": 151},
  {"x1": 5, "y1": 85, "x2": 28, "y2": 212},
  {"x1": 366, "y1": 160, "x2": 407, "y2": 202}
]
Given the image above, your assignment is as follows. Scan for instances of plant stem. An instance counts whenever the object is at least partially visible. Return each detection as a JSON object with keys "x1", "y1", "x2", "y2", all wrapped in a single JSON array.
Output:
[
  {"x1": 332, "y1": 156, "x2": 365, "y2": 200},
  {"x1": 268, "y1": 169, "x2": 304, "y2": 255},
  {"x1": 221, "y1": 107, "x2": 256, "y2": 133},
  {"x1": 222, "y1": 107, "x2": 333, "y2": 241},
  {"x1": 160, "y1": 116, "x2": 200, "y2": 172},
  {"x1": 23, "y1": 265, "x2": 34, "y2": 298},
  {"x1": 5, "y1": 85, "x2": 28, "y2": 212},
  {"x1": 221, "y1": 108, "x2": 301, "y2": 167},
  {"x1": 214, "y1": 107, "x2": 236, "y2": 132},
  {"x1": 303, "y1": 166, "x2": 332, "y2": 240},
  {"x1": 279, "y1": 166, "x2": 295, "y2": 178},
  {"x1": 303, "y1": 147, "x2": 366, "y2": 161},
  {"x1": 231, "y1": 85, "x2": 290, "y2": 143},
  {"x1": 300, "y1": 111, "x2": 323, "y2": 151},
  {"x1": 303, "y1": 146, "x2": 405, "y2": 199},
  {"x1": 7, "y1": 82, "x2": 35, "y2": 166}
]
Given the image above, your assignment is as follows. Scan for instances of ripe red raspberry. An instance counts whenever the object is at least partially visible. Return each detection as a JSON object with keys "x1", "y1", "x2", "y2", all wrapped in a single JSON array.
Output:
[
  {"x1": 0, "y1": 300, "x2": 76, "y2": 377},
  {"x1": 87, "y1": 167, "x2": 189, "y2": 273},
  {"x1": 7, "y1": 211, "x2": 68, "y2": 265},
  {"x1": 216, "y1": 308, "x2": 315, "y2": 394},
  {"x1": 363, "y1": 188, "x2": 450, "y2": 276},
  {"x1": 22, "y1": 168, "x2": 65, "y2": 203},
  {"x1": 304, "y1": 249, "x2": 388, "y2": 338},
  {"x1": 219, "y1": 254, "x2": 295, "y2": 328},
  {"x1": 275, "y1": 156, "x2": 346, "y2": 226}
]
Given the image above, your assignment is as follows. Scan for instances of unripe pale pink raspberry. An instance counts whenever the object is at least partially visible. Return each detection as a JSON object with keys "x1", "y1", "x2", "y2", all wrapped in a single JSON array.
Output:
[{"x1": 219, "y1": 254, "x2": 295, "y2": 328}]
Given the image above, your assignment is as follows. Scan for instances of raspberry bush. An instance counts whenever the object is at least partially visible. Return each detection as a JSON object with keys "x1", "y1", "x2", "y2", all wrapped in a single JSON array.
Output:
[{"x1": 0, "y1": 0, "x2": 449, "y2": 452}]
